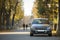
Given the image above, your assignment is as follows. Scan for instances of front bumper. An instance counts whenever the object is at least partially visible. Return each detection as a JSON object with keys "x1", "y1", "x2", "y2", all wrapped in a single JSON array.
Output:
[{"x1": 31, "y1": 30, "x2": 51, "y2": 34}]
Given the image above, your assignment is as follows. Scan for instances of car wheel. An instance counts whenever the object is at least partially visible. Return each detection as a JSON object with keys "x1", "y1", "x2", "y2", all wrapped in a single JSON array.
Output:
[
  {"x1": 30, "y1": 32, "x2": 33, "y2": 36},
  {"x1": 48, "y1": 33, "x2": 52, "y2": 36}
]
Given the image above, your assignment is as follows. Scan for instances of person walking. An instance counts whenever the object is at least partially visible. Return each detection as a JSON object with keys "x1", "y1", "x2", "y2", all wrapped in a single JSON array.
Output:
[
  {"x1": 23, "y1": 24, "x2": 25, "y2": 30},
  {"x1": 26, "y1": 24, "x2": 28, "y2": 30}
]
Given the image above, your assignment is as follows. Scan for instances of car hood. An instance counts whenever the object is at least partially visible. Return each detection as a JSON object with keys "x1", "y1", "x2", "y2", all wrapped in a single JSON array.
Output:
[{"x1": 31, "y1": 24, "x2": 49, "y2": 28}]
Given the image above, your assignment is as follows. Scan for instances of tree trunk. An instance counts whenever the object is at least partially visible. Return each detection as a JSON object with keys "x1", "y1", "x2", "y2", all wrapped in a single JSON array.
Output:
[
  {"x1": 0, "y1": 9, "x2": 2, "y2": 30},
  {"x1": 1, "y1": 0, "x2": 6, "y2": 30},
  {"x1": 6, "y1": 13, "x2": 11, "y2": 29},
  {"x1": 12, "y1": 14, "x2": 15, "y2": 26},
  {"x1": 12, "y1": 1, "x2": 18, "y2": 26},
  {"x1": 6, "y1": 0, "x2": 12, "y2": 29},
  {"x1": 57, "y1": 0, "x2": 60, "y2": 36}
]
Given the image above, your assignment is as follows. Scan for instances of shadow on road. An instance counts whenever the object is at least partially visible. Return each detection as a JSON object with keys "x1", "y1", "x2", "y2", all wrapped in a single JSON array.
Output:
[{"x1": 30, "y1": 34, "x2": 60, "y2": 37}]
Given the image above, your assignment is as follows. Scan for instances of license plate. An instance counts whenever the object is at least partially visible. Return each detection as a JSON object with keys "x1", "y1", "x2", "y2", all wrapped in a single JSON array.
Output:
[{"x1": 37, "y1": 30, "x2": 45, "y2": 31}]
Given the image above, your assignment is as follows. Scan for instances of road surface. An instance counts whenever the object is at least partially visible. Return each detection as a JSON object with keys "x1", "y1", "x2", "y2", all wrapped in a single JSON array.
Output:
[
  {"x1": 0, "y1": 27, "x2": 60, "y2": 40},
  {"x1": 0, "y1": 34, "x2": 60, "y2": 40}
]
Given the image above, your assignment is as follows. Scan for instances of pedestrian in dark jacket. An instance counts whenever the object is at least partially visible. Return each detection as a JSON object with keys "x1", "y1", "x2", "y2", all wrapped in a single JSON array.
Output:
[
  {"x1": 23, "y1": 24, "x2": 25, "y2": 30},
  {"x1": 26, "y1": 24, "x2": 28, "y2": 30}
]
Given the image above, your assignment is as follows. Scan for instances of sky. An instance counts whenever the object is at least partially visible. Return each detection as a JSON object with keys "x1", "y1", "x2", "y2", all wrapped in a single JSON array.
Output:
[{"x1": 23, "y1": 0, "x2": 35, "y2": 16}]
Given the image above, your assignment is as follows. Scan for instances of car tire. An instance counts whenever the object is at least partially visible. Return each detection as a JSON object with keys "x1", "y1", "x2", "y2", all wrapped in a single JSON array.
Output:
[
  {"x1": 30, "y1": 32, "x2": 33, "y2": 36},
  {"x1": 48, "y1": 33, "x2": 52, "y2": 36}
]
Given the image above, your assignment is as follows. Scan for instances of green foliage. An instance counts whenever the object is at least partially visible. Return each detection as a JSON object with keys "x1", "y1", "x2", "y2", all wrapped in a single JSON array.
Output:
[
  {"x1": 32, "y1": 0, "x2": 58, "y2": 23},
  {"x1": 38, "y1": 6, "x2": 46, "y2": 14},
  {"x1": 0, "y1": 0, "x2": 24, "y2": 29},
  {"x1": 0, "y1": 0, "x2": 2, "y2": 9}
]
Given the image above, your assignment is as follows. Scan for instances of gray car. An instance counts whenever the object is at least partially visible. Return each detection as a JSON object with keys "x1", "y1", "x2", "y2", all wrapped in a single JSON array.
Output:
[{"x1": 30, "y1": 18, "x2": 52, "y2": 36}]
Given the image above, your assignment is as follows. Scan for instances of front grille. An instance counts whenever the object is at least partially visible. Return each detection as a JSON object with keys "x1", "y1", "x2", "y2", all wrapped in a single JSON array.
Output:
[{"x1": 35, "y1": 27, "x2": 47, "y2": 30}]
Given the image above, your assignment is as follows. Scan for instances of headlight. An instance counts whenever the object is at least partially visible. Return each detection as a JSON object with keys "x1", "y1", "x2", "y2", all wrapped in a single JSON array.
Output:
[
  {"x1": 31, "y1": 26, "x2": 36, "y2": 30},
  {"x1": 47, "y1": 27, "x2": 51, "y2": 30}
]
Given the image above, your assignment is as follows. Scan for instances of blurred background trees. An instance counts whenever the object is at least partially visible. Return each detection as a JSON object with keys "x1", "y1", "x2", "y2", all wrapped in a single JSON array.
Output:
[
  {"x1": 0, "y1": 0, "x2": 24, "y2": 30},
  {"x1": 32, "y1": 0, "x2": 59, "y2": 31},
  {"x1": 0, "y1": 0, "x2": 59, "y2": 33}
]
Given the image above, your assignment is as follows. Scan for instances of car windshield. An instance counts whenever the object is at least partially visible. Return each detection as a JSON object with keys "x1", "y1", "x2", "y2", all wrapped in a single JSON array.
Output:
[{"x1": 32, "y1": 19, "x2": 49, "y2": 24}]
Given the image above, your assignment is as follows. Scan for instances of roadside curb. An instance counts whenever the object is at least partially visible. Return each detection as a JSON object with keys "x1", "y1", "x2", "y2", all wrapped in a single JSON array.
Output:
[{"x1": 0, "y1": 32, "x2": 30, "y2": 34}]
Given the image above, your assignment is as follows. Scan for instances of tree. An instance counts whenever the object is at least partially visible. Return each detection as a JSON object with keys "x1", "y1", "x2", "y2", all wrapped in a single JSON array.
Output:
[
  {"x1": 32, "y1": 0, "x2": 59, "y2": 33},
  {"x1": 58, "y1": 0, "x2": 60, "y2": 36},
  {"x1": 11, "y1": 0, "x2": 24, "y2": 26},
  {"x1": 0, "y1": 0, "x2": 2, "y2": 30},
  {"x1": 0, "y1": 0, "x2": 24, "y2": 30}
]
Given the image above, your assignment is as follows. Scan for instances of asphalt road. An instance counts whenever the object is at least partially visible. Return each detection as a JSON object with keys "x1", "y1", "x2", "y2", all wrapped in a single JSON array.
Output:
[
  {"x1": 0, "y1": 34, "x2": 60, "y2": 40},
  {"x1": 0, "y1": 27, "x2": 60, "y2": 40}
]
